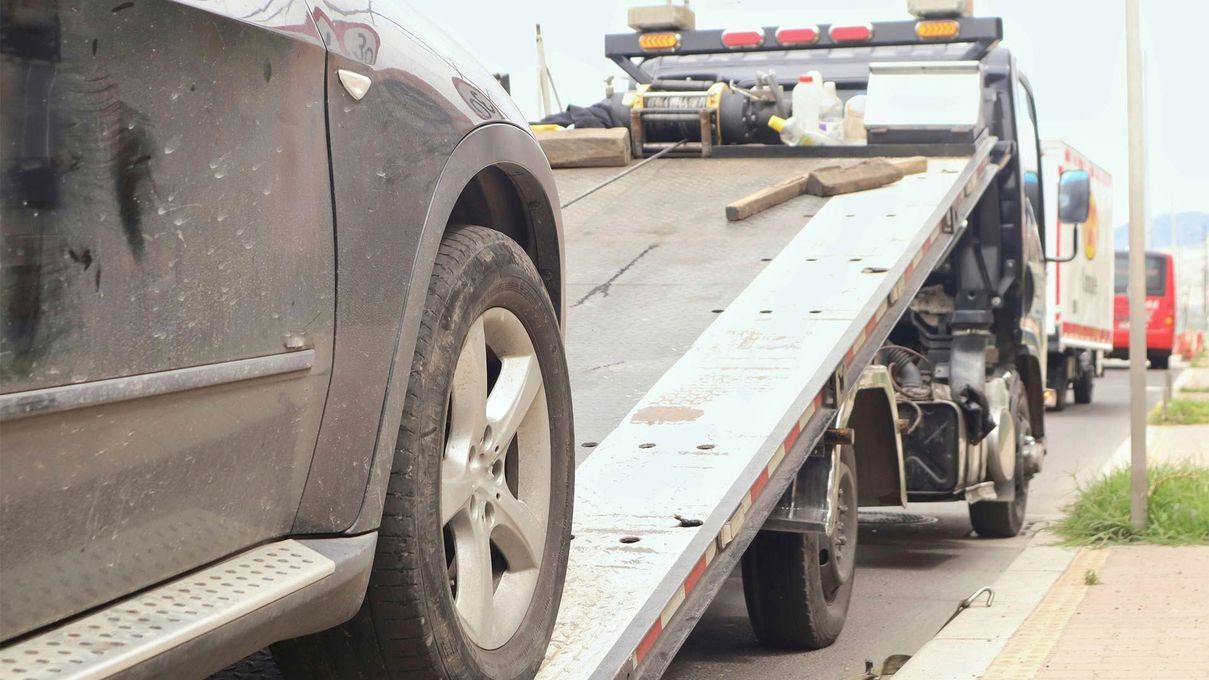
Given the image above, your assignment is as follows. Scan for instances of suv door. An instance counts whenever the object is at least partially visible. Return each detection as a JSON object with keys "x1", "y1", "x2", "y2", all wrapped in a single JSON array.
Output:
[{"x1": 0, "y1": 0, "x2": 334, "y2": 640}]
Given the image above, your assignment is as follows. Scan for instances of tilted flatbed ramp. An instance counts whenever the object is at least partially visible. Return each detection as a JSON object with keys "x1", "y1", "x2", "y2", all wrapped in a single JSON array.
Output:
[{"x1": 543, "y1": 138, "x2": 998, "y2": 680}]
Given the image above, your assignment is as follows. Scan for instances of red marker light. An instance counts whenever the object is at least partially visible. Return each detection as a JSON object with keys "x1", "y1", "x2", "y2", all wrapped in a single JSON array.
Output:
[
  {"x1": 829, "y1": 24, "x2": 873, "y2": 43},
  {"x1": 775, "y1": 26, "x2": 820, "y2": 46},
  {"x1": 721, "y1": 28, "x2": 765, "y2": 49}
]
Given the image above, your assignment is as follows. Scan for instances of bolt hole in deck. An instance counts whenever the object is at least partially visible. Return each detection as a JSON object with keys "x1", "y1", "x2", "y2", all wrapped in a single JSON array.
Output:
[
  {"x1": 619, "y1": 537, "x2": 641, "y2": 544},
  {"x1": 638, "y1": 443, "x2": 656, "y2": 449}
]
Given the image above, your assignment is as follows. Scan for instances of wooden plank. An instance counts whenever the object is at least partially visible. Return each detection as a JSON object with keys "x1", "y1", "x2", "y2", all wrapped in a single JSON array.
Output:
[
  {"x1": 805, "y1": 159, "x2": 905, "y2": 197},
  {"x1": 725, "y1": 175, "x2": 810, "y2": 222},
  {"x1": 886, "y1": 156, "x2": 928, "y2": 176},
  {"x1": 536, "y1": 128, "x2": 631, "y2": 168}
]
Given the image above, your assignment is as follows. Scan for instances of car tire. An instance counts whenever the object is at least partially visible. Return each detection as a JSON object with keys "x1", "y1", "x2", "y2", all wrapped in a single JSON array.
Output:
[
  {"x1": 969, "y1": 379, "x2": 1030, "y2": 538},
  {"x1": 740, "y1": 446, "x2": 857, "y2": 650},
  {"x1": 272, "y1": 225, "x2": 573, "y2": 680},
  {"x1": 1148, "y1": 352, "x2": 1170, "y2": 370}
]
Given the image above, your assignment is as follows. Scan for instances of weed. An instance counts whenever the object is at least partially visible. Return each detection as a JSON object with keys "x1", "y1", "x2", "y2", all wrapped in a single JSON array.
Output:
[
  {"x1": 1053, "y1": 463, "x2": 1209, "y2": 546},
  {"x1": 1148, "y1": 398, "x2": 1209, "y2": 425}
]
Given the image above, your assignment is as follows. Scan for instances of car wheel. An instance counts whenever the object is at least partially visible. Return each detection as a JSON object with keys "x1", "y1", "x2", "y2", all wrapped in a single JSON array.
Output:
[
  {"x1": 273, "y1": 225, "x2": 573, "y2": 679},
  {"x1": 740, "y1": 445, "x2": 857, "y2": 649},
  {"x1": 969, "y1": 379, "x2": 1030, "y2": 538},
  {"x1": 1148, "y1": 352, "x2": 1170, "y2": 370}
]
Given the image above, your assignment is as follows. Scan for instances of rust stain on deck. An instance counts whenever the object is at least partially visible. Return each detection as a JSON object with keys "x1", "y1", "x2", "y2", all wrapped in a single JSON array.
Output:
[{"x1": 631, "y1": 405, "x2": 704, "y2": 424}]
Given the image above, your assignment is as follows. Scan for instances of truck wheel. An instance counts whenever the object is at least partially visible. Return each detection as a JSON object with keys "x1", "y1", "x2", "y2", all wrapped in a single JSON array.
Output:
[
  {"x1": 1149, "y1": 352, "x2": 1170, "y2": 370},
  {"x1": 272, "y1": 226, "x2": 573, "y2": 680},
  {"x1": 969, "y1": 382, "x2": 1030, "y2": 538},
  {"x1": 1073, "y1": 365, "x2": 1094, "y2": 404},
  {"x1": 1048, "y1": 361, "x2": 1067, "y2": 412},
  {"x1": 740, "y1": 446, "x2": 857, "y2": 649}
]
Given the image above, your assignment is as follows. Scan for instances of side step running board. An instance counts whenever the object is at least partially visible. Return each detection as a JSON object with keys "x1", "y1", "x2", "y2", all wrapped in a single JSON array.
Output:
[{"x1": 0, "y1": 540, "x2": 333, "y2": 680}]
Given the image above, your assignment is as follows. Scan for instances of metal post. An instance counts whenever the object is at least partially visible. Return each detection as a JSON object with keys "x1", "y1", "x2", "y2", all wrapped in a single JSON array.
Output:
[
  {"x1": 1125, "y1": 0, "x2": 1148, "y2": 532},
  {"x1": 1162, "y1": 369, "x2": 1172, "y2": 418}
]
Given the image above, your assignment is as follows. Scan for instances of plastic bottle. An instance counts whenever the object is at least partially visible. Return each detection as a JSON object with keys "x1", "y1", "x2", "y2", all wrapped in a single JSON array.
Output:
[
  {"x1": 767, "y1": 115, "x2": 837, "y2": 146},
  {"x1": 819, "y1": 81, "x2": 844, "y2": 140},
  {"x1": 791, "y1": 71, "x2": 823, "y2": 133},
  {"x1": 843, "y1": 94, "x2": 867, "y2": 143}
]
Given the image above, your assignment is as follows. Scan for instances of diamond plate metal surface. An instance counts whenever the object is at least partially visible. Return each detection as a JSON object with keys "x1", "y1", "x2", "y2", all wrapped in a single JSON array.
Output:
[{"x1": 0, "y1": 540, "x2": 332, "y2": 680}]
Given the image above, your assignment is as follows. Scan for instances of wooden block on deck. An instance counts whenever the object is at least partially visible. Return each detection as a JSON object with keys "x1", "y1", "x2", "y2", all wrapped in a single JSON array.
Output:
[
  {"x1": 535, "y1": 128, "x2": 631, "y2": 168},
  {"x1": 725, "y1": 175, "x2": 810, "y2": 222},
  {"x1": 805, "y1": 159, "x2": 905, "y2": 197},
  {"x1": 886, "y1": 156, "x2": 928, "y2": 176}
]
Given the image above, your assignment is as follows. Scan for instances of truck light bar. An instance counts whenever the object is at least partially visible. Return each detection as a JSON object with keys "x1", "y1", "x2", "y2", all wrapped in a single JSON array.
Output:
[
  {"x1": 829, "y1": 23, "x2": 873, "y2": 43},
  {"x1": 720, "y1": 28, "x2": 765, "y2": 49},
  {"x1": 607, "y1": 17, "x2": 1002, "y2": 83},
  {"x1": 917, "y1": 19, "x2": 961, "y2": 39},
  {"x1": 775, "y1": 26, "x2": 820, "y2": 46}
]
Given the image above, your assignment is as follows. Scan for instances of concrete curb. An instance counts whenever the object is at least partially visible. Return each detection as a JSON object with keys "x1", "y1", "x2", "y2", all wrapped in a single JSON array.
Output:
[
  {"x1": 892, "y1": 368, "x2": 1204, "y2": 678},
  {"x1": 892, "y1": 434, "x2": 1136, "y2": 680},
  {"x1": 890, "y1": 531, "x2": 1078, "y2": 680}
]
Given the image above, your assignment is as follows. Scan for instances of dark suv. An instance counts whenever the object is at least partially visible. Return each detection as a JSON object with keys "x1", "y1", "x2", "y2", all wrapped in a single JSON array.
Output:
[{"x1": 0, "y1": 2, "x2": 573, "y2": 678}]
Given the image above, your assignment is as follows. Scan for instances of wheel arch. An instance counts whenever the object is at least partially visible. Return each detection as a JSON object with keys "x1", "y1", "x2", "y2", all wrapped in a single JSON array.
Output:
[
  {"x1": 446, "y1": 162, "x2": 564, "y2": 324},
  {"x1": 345, "y1": 123, "x2": 564, "y2": 534},
  {"x1": 840, "y1": 367, "x2": 907, "y2": 508},
  {"x1": 1016, "y1": 350, "x2": 1046, "y2": 439}
]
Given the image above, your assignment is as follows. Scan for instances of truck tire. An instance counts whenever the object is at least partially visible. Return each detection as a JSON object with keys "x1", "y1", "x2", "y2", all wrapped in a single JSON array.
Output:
[
  {"x1": 1048, "y1": 361, "x2": 1067, "y2": 412},
  {"x1": 969, "y1": 380, "x2": 1030, "y2": 538},
  {"x1": 740, "y1": 446, "x2": 857, "y2": 649},
  {"x1": 272, "y1": 225, "x2": 574, "y2": 680},
  {"x1": 1149, "y1": 352, "x2": 1170, "y2": 370},
  {"x1": 1073, "y1": 364, "x2": 1094, "y2": 404}
]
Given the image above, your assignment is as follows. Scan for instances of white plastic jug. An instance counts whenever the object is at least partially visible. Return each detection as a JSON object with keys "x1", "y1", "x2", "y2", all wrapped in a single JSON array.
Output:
[
  {"x1": 820, "y1": 81, "x2": 844, "y2": 140},
  {"x1": 843, "y1": 94, "x2": 867, "y2": 143},
  {"x1": 767, "y1": 115, "x2": 837, "y2": 146},
  {"x1": 791, "y1": 71, "x2": 823, "y2": 133}
]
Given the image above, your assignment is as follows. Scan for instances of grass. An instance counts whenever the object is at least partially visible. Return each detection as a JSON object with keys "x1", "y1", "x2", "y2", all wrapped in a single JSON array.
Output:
[
  {"x1": 1180, "y1": 385, "x2": 1209, "y2": 393},
  {"x1": 1083, "y1": 569, "x2": 1101, "y2": 586},
  {"x1": 1053, "y1": 463, "x2": 1209, "y2": 546},
  {"x1": 1148, "y1": 398, "x2": 1209, "y2": 425},
  {"x1": 1193, "y1": 353, "x2": 1209, "y2": 368}
]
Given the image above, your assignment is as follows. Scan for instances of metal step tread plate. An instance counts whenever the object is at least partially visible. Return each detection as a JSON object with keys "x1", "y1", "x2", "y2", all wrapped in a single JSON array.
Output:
[
  {"x1": 0, "y1": 540, "x2": 333, "y2": 680},
  {"x1": 539, "y1": 140, "x2": 996, "y2": 680}
]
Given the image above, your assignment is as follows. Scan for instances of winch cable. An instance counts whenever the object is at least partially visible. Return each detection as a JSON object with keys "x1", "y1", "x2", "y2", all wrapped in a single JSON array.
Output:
[{"x1": 561, "y1": 139, "x2": 687, "y2": 209}]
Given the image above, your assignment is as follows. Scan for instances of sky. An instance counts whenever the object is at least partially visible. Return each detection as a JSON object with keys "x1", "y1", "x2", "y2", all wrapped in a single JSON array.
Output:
[{"x1": 419, "y1": 0, "x2": 1208, "y2": 221}]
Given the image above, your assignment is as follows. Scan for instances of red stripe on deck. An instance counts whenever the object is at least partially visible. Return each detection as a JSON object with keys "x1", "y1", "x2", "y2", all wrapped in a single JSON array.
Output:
[
  {"x1": 783, "y1": 421, "x2": 801, "y2": 453},
  {"x1": 635, "y1": 620, "x2": 662, "y2": 665},
  {"x1": 864, "y1": 315, "x2": 878, "y2": 339},
  {"x1": 750, "y1": 468, "x2": 770, "y2": 499},
  {"x1": 684, "y1": 554, "x2": 708, "y2": 595}
]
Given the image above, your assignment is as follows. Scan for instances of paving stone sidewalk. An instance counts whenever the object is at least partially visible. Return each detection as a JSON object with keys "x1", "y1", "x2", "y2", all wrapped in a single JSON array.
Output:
[{"x1": 982, "y1": 545, "x2": 1209, "y2": 680}]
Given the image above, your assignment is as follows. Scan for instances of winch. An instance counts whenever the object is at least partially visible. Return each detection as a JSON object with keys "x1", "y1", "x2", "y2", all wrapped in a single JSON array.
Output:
[{"x1": 620, "y1": 76, "x2": 784, "y2": 156}]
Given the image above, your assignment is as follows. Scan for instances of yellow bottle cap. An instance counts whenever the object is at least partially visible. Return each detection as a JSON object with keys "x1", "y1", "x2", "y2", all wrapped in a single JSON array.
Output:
[{"x1": 767, "y1": 115, "x2": 787, "y2": 133}]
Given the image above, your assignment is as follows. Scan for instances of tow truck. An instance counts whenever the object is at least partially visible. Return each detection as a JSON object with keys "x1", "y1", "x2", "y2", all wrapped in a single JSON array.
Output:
[{"x1": 537, "y1": 2, "x2": 1089, "y2": 678}]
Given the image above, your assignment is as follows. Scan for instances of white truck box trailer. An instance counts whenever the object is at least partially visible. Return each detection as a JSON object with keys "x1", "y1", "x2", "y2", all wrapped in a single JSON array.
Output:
[{"x1": 1042, "y1": 141, "x2": 1113, "y2": 409}]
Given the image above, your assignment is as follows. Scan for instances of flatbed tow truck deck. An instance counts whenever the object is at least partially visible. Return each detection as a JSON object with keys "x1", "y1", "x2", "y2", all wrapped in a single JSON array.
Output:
[{"x1": 544, "y1": 139, "x2": 999, "y2": 679}]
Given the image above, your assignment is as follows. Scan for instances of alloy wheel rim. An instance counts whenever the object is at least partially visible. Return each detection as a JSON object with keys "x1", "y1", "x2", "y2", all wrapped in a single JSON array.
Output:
[{"x1": 441, "y1": 307, "x2": 551, "y2": 650}]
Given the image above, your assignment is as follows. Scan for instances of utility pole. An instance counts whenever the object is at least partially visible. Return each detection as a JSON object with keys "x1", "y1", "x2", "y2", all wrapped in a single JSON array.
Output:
[
  {"x1": 535, "y1": 25, "x2": 563, "y2": 120},
  {"x1": 1125, "y1": 0, "x2": 1148, "y2": 532}
]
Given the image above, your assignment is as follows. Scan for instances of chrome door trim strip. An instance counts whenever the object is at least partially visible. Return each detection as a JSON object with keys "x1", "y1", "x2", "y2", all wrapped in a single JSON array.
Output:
[{"x1": 0, "y1": 350, "x2": 315, "y2": 422}]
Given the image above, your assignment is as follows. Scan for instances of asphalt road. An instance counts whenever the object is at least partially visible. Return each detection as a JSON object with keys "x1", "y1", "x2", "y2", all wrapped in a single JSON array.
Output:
[
  {"x1": 212, "y1": 364, "x2": 1176, "y2": 680},
  {"x1": 663, "y1": 363, "x2": 1179, "y2": 680}
]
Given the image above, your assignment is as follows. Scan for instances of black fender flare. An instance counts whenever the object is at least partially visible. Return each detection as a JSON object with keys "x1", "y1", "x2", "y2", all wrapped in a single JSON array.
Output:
[{"x1": 346, "y1": 122, "x2": 564, "y2": 533}]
